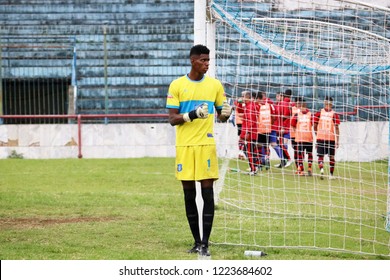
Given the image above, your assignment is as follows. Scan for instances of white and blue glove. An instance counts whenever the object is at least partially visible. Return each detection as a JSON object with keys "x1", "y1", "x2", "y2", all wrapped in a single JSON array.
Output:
[
  {"x1": 221, "y1": 101, "x2": 232, "y2": 118},
  {"x1": 183, "y1": 103, "x2": 209, "y2": 122}
]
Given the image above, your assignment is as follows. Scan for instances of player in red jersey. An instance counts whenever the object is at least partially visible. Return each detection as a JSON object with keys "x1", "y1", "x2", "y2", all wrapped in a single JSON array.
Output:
[{"x1": 240, "y1": 91, "x2": 260, "y2": 175}]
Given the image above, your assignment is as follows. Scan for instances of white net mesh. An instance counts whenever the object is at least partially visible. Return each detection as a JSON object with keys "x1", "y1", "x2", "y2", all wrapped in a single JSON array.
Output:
[{"x1": 211, "y1": 0, "x2": 390, "y2": 256}]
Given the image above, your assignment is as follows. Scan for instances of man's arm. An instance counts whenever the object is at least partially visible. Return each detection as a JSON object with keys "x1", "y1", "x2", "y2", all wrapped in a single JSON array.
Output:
[
  {"x1": 168, "y1": 108, "x2": 186, "y2": 126},
  {"x1": 290, "y1": 114, "x2": 298, "y2": 128},
  {"x1": 334, "y1": 113, "x2": 340, "y2": 148},
  {"x1": 168, "y1": 104, "x2": 209, "y2": 126},
  {"x1": 313, "y1": 111, "x2": 320, "y2": 133}
]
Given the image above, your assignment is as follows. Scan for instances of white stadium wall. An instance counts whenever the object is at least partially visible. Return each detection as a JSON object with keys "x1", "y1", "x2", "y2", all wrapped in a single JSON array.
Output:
[{"x1": 0, "y1": 122, "x2": 388, "y2": 162}]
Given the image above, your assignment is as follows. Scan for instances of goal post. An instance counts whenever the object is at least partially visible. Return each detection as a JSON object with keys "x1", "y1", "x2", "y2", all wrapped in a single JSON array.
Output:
[{"x1": 207, "y1": 0, "x2": 390, "y2": 257}]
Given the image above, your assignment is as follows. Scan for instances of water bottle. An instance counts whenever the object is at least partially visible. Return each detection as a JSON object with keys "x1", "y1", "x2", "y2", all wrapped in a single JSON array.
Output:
[
  {"x1": 244, "y1": 250, "x2": 267, "y2": 257},
  {"x1": 229, "y1": 167, "x2": 240, "y2": 172}
]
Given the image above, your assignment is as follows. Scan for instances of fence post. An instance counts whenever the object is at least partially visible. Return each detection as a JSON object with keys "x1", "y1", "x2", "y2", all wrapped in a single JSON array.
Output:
[
  {"x1": 103, "y1": 24, "x2": 109, "y2": 125},
  {"x1": 0, "y1": 35, "x2": 3, "y2": 125}
]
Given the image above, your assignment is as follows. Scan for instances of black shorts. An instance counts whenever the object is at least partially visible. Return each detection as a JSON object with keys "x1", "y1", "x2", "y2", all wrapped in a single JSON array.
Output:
[
  {"x1": 297, "y1": 142, "x2": 313, "y2": 153},
  {"x1": 316, "y1": 140, "x2": 336, "y2": 157},
  {"x1": 257, "y1": 133, "x2": 270, "y2": 146},
  {"x1": 237, "y1": 124, "x2": 242, "y2": 136}
]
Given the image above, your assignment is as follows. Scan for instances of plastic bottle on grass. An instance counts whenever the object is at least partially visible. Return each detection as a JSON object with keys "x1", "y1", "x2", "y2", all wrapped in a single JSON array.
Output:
[{"x1": 244, "y1": 250, "x2": 267, "y2": 257}]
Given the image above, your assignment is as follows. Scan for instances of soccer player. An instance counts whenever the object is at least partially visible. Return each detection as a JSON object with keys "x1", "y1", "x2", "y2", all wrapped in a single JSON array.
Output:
[
  {"x1": 278, "y1": 89, "x2": 294, "y2": 168},
  {"x1": 314, "y1": 96, "x2": 340, "y2": 179},
  {"x1": 166, "y1": 44, "x2": 232, "y2": 257},
  {"x1": 240, "y1": 91, "x2": 260, "y2": 175},
  {"x1": 270, "y1": 92, "x2": 285, "y2": 167},
  {"x1": 272, "y1": 90, "x2": 294, "y2": 168},
  {"x1": 290, "y1": 97, "x2": 314, "y2": 176},
  {"x1": 256, "y1": 91, "x2": 276, "y2": 170},
  {"x1": 290, "y1": 97, "x2": 300, "y2": 169},
  {"x1": 234, "y1": 91, "x2": 251, "y2": 160}
]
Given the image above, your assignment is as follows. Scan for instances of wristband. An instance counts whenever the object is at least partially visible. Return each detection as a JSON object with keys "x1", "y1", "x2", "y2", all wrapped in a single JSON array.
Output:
[
  {"x1": 188, "y1": 110, "x2": 198, "y2": 120},
  {"x1": 183, "y1": 110, "x2": 198, "y2": 122},
  {"x1": 183, "y1": 113, "x2": 191, "y2": 122}
]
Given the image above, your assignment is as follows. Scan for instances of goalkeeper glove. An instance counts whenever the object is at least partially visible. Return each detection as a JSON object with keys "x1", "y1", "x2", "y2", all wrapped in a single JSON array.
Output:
[
  {"x1": 221, "y1": 101, "x2": 232, "y2": 118},
  {"x1": 183, "y1": 103, "x2": 209, "y2": 122}
]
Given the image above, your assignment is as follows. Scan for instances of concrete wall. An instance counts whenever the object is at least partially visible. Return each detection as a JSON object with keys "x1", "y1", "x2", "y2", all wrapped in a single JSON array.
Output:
[{"x1": 0, "y1": 122, "x2": 388, "y2": 162}]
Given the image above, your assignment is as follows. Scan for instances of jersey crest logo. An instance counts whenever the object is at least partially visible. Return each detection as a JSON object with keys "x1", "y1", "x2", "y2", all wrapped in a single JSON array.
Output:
[{"x1": 177, "y1": 164, "x2": 183, "y2": 172}]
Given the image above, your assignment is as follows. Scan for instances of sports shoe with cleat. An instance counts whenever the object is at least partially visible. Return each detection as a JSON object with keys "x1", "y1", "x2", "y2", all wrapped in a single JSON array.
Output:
[
  {"x1": 238, "y1": 151, "x2": 247, "y2": 160},
  {"x1": 320, "y1": 168, "x2": 324, "y2": 180},
  {"x1": 307, "y1": 168, "x2": 312, "y2": 176},
  {"x1": 275, "y1": 159, "x2": 287, "y2": 168},
  {"x1": 295, "y1": 167, "x2": 304, "y2": 176},
  {"x1": 198, "y1": 244, "x2": 211, "y2": 257},
  {"x1": 329, "y1": 174, "x2": 336, "y2": 180},
  {"x1": 248, "y1": 170, "x2": 257, "y2": 176},
  {"x1": 187, "y1": 243, "x2": 201, "y2": 254},
  {"x1": 285, "y1": 159, "x2": 294, "y2": 168}
]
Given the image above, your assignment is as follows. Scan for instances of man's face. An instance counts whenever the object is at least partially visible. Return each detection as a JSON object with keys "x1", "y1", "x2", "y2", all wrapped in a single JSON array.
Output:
[
  {"x1": 324, "y1": 100, "x2": 333, "y2": 110},
  {"x1": 243, "y1": 93, "x2": 251, "y2": 103},
  {"x1": 191, "y1": 54, "x2": 210, "y2": 74}
]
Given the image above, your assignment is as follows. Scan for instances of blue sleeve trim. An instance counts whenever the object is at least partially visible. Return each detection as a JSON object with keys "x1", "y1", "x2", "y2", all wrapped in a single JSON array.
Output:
[{"x1": 166, "y1": 105, "x2": 180, "y2": 109}]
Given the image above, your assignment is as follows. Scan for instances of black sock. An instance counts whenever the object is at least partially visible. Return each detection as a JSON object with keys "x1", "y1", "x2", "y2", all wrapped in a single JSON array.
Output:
[
  {"x1": 201, "y1": 187, "x2": 215, "y2": 246},
  {"x1": 183, "y1": 188, "x2": 201, "y2": 245}
]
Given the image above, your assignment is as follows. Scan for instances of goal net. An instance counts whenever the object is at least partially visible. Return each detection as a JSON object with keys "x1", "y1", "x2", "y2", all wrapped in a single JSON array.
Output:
[{"x1": 211, "y1": 0, "x2": 390, "y2": 257}]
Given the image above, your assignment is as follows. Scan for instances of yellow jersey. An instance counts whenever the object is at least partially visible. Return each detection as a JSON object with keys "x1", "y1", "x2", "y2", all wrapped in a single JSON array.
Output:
[{"x1": 166, "y1": 74, "x2": 226, "y2": 147}]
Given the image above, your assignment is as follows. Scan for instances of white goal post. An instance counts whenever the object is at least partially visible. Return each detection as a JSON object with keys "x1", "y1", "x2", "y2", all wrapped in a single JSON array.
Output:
[{"x1": 200, "y1": 0, "x2": 390, "y2": 257}]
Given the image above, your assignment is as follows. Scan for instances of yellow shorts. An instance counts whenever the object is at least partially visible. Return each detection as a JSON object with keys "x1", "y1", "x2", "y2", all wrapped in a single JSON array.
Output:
[{"x1": 175, "y1": 145, "x2": 219, "y2": 181}]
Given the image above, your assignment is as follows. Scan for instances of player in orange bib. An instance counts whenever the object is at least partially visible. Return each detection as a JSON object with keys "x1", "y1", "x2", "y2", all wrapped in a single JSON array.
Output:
[
  {"x1": 313, "y1": 96, "x2": 340, "y2": 179},
  {"x1": 290, "y1": 97, "x2": 314, "y2": 176},
  {"x1": 256, "y1": 91, "x2": 276, "y2": 170}
]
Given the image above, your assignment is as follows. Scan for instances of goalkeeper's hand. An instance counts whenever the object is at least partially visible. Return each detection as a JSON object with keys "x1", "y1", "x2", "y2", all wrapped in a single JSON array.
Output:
[
  {"x1": 183, "y1": 103, "x2": 209, "y2": 122},
  {"x1": 221, "y1": 101, "x2": 232, "y2": 118}
]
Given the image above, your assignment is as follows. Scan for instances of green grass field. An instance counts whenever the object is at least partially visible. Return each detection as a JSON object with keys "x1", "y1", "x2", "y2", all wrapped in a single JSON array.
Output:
[
  {"x1": 0, "y1": 158, "x2": 389, "y2": 260},
  {"x1": 214, "y1": 159, "x2": 390, "y2": 258}
]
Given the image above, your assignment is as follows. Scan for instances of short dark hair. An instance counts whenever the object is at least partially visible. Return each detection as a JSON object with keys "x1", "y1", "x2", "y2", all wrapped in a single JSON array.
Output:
[
  {"x1": 251, "y1": 91, "x2": 258, "y2": 99},
  {"x1": 284, "y1": 89, "x2": 292, "y2": 97},
  {"x1": 325, "y1": 96, "x2": 333, "y2": 102},
  {"x1": 190, "y1": 44, "x2": 210, "y2": 57},
  {"x1": 295, "y1": 96, "x2": 304, "y2": 103}
]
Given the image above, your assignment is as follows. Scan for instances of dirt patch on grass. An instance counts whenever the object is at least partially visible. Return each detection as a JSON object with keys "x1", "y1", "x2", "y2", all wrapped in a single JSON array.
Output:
[{"x1": 0, "y1": 217, "x2": 119, "y2": 229}]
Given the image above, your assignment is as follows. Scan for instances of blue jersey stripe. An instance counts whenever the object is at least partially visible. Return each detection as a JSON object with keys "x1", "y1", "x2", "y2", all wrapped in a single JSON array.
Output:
[{"x1": 179, "y1": 100, "x2": 215, "y2": 114}]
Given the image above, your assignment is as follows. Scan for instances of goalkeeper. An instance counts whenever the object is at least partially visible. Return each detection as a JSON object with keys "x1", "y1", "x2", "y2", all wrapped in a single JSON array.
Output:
[{"x1": 166, "y1": 44, "x2": 232, "y2": 258}]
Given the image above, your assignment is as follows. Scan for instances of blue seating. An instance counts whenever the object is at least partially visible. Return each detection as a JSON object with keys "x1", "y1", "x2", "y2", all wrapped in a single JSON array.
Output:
[
  {"x1": 1, "y1": 0, "x2": 388, "y2": 121},
  {"x1": 0, "y1": 0, "x2": 194, "y2": 120}
]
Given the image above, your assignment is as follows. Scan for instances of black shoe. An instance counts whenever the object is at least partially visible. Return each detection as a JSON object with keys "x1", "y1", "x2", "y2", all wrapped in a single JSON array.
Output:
[
  {"x1": 198, "y1": 244, "x2": 211, "y2": 257},
  {"x1": 275, "y1": 159, "x2": 286, "y2": 168},
  {"x1": 280, "y1": 159, "x2": 287, "y2": 168},
  {"x1": 187, "y1": 243, "x2": 201, "y2": 253}
]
